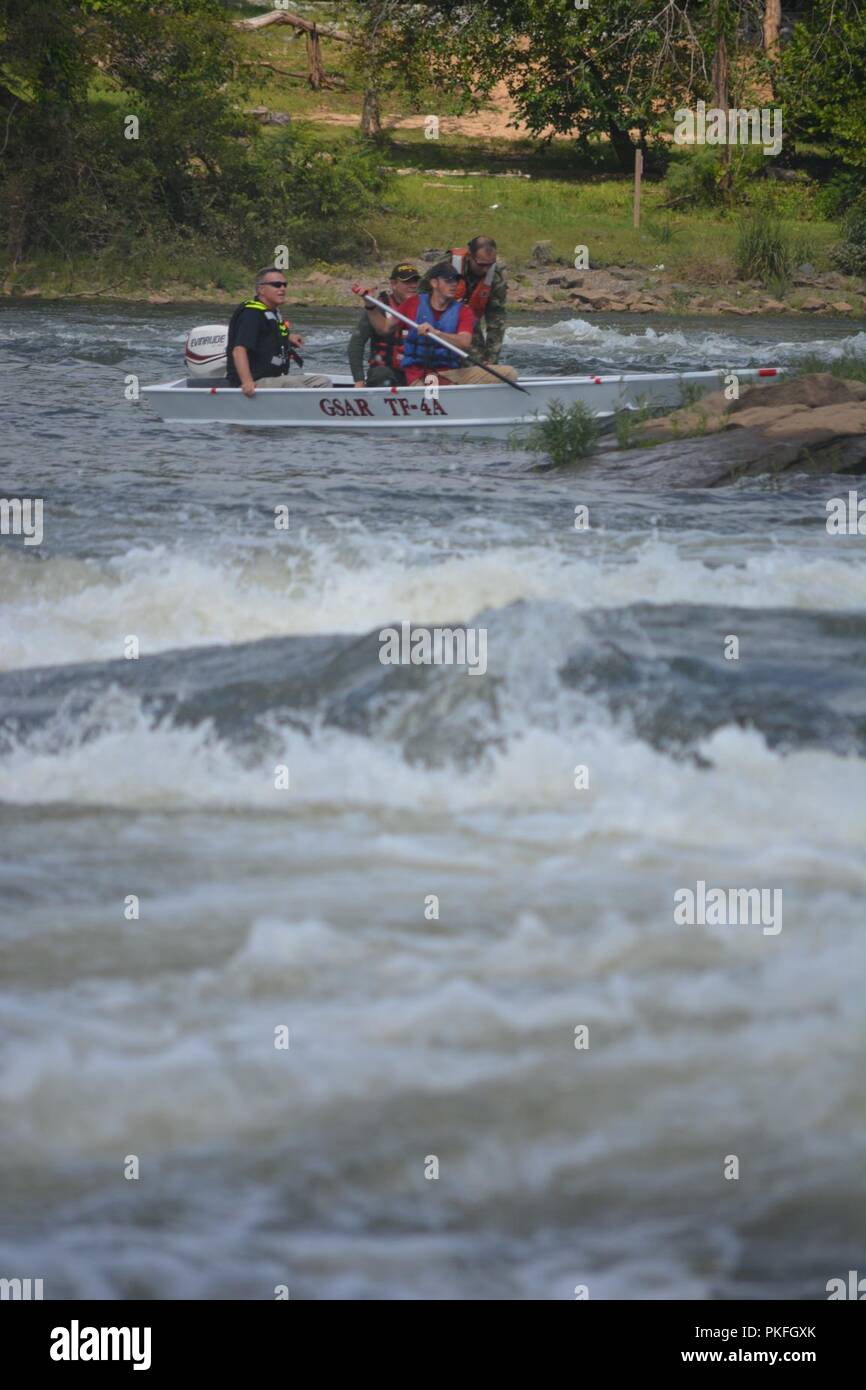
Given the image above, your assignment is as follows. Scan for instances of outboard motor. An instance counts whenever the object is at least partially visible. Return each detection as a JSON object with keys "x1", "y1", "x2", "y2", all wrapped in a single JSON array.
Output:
[{"x1": 184, "y1": 324, "x2": 228, "y2": 378}]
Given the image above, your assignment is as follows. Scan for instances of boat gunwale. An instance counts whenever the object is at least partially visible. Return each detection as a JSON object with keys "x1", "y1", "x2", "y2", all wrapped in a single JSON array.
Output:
[{"x1": 143, "y1": 367, "x2": 783, "y2": 397}]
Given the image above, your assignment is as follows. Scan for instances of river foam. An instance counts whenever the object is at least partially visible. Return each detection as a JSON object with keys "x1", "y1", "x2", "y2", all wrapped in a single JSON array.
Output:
[{"x1": 3, "y1": 531, "x2": 866, "y2": 673}]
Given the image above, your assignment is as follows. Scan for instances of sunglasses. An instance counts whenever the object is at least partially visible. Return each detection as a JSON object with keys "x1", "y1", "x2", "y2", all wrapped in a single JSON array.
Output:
[{"x1": 261, "y1": 280, "x2": 288, "y2": 289}]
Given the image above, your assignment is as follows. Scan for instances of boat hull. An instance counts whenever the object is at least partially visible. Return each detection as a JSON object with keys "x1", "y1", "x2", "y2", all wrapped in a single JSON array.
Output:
[{"x1": 141, "y1": 369, "x2": 783, "y2": 433}]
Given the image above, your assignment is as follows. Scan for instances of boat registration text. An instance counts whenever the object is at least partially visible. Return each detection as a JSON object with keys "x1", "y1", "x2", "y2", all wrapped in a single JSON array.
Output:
[{"x1": 319, "y1": 396, "x2": 448, "y2": 418}]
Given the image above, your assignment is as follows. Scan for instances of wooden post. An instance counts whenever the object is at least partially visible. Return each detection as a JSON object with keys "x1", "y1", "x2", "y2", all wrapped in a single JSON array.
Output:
[{"x1": 633, "y1": 148, "x2": 643, "y2": 229}]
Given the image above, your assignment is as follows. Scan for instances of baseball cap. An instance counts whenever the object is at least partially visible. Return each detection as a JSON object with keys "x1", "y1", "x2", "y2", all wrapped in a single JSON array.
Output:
[
  {"x1": 428, "y1": 261, "x2": 460, "y2": 282},
  {"x1": 390, "y1": 263, "x2": 421, "y2": 282}
]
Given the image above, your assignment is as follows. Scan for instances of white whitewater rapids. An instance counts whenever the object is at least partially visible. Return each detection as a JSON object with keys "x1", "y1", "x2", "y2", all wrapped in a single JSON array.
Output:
[{"x1": 141, "y1": 322, "x2": 784, "y2": 434}]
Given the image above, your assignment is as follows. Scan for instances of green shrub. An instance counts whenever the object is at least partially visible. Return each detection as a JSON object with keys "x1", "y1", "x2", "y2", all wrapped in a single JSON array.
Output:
[
  {"x1": 678, "y1": 380, "x2": 706, "y2": 408},
  {"x1": 646, "y1": 221, "x2": 676, "y2": 244},
  {"x1": 614, "y1": 396, "x2": 653, "y2": 448},
  {"x1": 814, "y1": 170, "x2": 866, "y2": 219},
  {"x1": 518, "y1": 400, "x2": 600, "y2": 465},
  {"x1": 664, "y1": 148, "x2": 727, "y2": 208},
  {"x1": 735, "y1": 211, "x2": 793, "y2": 285},
  {"x1": 259, "y1": 125, "x2": 389, "y2": 259},
  {"x1": 831, "y1": 194, "x2": 866, "y2": 275},
  {"x1": 664, "y1": 146, "x2": 816, "y2": 219}
]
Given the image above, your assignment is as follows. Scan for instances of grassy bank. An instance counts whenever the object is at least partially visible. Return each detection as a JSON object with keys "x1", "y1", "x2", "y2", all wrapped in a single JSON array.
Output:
[
  {"x1": 4, "y1": 3, "x2": 864, "y2": 316},
  {"x1": 10, "y1": 147, "x2": 862, "y2": 319}
]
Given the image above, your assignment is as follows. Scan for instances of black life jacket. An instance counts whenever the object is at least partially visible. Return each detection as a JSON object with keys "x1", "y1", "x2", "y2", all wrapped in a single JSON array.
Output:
[
  {"x1": 226, "y1": 299, "x2": 290, "y2": 382},
  {"x1": 368, "y1": 291, "x2": 406, "y2": 371}
]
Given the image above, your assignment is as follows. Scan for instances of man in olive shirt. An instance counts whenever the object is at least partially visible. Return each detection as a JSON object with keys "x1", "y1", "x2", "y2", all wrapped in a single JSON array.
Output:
[
  {"x1": 417, "y1": 235, "x2": 508, "y2": 364},
  {"x1": 347, "y1": 263, "x2": 420, "y2": 387},
  {"x1": 227, "y1": 268, "x2": 331, "y2": 395}
]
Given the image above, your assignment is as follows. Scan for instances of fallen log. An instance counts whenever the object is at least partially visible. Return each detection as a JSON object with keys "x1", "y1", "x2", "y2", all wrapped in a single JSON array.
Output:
[
  {"x1": 239, "y1": 60, "x2": 346, "y2": 87},
  {"x1": 234, "y1": 9, "x2": 350, "y2": 42}
]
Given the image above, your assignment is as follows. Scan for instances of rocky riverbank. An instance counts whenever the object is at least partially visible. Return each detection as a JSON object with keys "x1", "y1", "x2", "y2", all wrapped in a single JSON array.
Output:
[
  {"x1": 516, "y1": 261, "x2": 866, "y2": 319},
  {"x1": 617, "y1": 372, "x2": 866, "y2": 485},
  {"x1": 7, "y1": 250, "x2": 866, "y2": 319}
]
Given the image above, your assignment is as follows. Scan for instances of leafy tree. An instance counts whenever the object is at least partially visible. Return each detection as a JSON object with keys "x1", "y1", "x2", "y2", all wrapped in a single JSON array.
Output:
[
  {"x1": 1, "y1": 0, "x2": 93, "y2": 261},
  {"x1": 776, "y1": 0, "x2": 866, "y2": 171},
  {"x1": 348, "y1": 0, "x2": 729, "y2": 172},
  {"x1": 0, "y1": 0, "x2": 386, "y2": 272}
]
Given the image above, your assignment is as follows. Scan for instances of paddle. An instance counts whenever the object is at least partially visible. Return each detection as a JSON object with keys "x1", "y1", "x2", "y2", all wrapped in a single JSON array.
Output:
[{"x1": 351, "y1": 285, "x2": 530, "y2": 395}]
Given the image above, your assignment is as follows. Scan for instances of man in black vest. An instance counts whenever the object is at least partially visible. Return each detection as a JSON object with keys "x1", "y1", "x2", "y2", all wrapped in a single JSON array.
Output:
[
  {"x1": 347, "y1": 262, "x2": 420, "y2": 388},
  {"x1": 227, "y1": 268, "x2": 331, "y2": 395}
]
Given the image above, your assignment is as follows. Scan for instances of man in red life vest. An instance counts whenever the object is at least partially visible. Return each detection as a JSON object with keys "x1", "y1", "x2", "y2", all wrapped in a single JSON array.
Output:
[
  {"x1": 368, "y1": 261, "x2": 517, "y2": 386},
  {"x1": 348, "y1": 263, "x2": 419, "y2": 387},
  {"x1": 418, "y1": 235, "x2": 508, "y2": 364}
]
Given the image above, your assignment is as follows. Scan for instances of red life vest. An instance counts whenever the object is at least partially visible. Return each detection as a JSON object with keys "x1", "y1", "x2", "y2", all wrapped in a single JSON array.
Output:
[
  {"x1": 368, "y1": 290, "x2": 406, "y2": 370},
  {"x1": 450, "y1": 248, "x2": 496, "y2": 317}
]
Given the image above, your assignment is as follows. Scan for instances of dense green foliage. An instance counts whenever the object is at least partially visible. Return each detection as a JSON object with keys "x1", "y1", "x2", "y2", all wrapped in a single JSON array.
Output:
[
  {"x1": 0, "y1": 0, "x2": 386, "y2": 274},
  {"x1": 351, "y1": 0, "x2": 701, "y2": 172},
  {"x1": 1, "y1": 1, "x2": 864, "y2": 286},
  {"x1": 351, "y1": 1, "x2": 866, "y2": 184},
  {"x1": 831, "y1": 196, "x2": 866, "y2": 275},
  {"x1": 778, "y1": 0, "x2": 866, "y2": 174}
]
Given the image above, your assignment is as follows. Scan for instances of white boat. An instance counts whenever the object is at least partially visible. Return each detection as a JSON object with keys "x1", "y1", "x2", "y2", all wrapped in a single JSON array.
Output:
[{"x1": 142, "y1": 368, "x2": 784, "y2": 436}]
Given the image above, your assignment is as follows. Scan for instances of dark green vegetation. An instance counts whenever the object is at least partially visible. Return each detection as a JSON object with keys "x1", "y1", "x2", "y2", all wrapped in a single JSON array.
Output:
[
  {"x1": 0, "y1": 1, "x2": 386, "y2": 290},
  {"x1": 1, "y1": 1, "x2": 864, "y2": 297},
  {"x1": 518, "y1": 400, "x2": 600, "y2": 465},
  {"x1": 832, "y1": 199, "x2": 866, "y2": 276},
  {"x1": 735, "y1": 210, "x2": 794, "y2": 284}
]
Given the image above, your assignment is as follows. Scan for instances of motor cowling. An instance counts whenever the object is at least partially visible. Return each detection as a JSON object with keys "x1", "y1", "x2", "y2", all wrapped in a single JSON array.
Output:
[{"x1": 184, "y1": 324, "x2": 228, "y2": 377}]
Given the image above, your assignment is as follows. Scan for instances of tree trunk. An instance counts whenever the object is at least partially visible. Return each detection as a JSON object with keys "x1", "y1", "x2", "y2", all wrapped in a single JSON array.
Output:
[
  {"x1": 762, "y1": 0, "x2": 781, "y2": 55},
  {"x1": 713, "y1": 32, "x2": 732, "y2": 190},
  {"x1": 608, "y1": 124, "x2": 635, "y2": 172},
  {"x1": 306, "y1": 27, "x2": 325, "y2": 89},
  {"x1": 712, "y1": 32, "x2": 728, "y2": 111},
  {"x1": 361, "y1": 89, "x2": 381, "y2": 139}
]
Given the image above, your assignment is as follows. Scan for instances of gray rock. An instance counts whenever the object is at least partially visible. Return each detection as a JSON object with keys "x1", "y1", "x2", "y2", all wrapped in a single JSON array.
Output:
[
  {"x1": 421, "y1": 248, "x2": 447, "y2": 263},
  {"x1": 606, "y1": 422, "x2": 866, "y2": 487}
]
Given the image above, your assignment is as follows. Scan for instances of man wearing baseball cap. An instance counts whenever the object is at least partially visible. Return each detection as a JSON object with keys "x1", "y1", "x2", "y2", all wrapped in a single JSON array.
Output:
[
  {"x1": 417, "y1": 235, "x2": 508, "y2": 364},
  {"x1": 348, "y1": 262, "x2": 420, "y2": 387},
  {"x1": 368, "y1": 260, "x2": 517, "y2": 386}
]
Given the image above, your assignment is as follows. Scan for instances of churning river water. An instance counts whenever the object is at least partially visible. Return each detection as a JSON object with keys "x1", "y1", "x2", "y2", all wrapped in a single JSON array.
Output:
[{"x1": 1, "y1": 303, "x2": 865, "y2": 1300}]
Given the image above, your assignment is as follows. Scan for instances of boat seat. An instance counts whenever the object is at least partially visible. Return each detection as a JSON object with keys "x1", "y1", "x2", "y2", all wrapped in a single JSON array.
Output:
[{"x1": 186, "y1": 377, "x2": 233, "y2": 388}]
